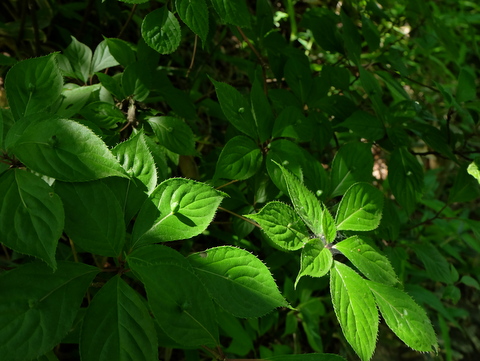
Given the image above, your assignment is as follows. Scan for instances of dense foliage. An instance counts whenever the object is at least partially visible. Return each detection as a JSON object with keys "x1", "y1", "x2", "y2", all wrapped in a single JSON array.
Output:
[{"x1": 1, "y1": 0, "x2": 480, "y2": 361}]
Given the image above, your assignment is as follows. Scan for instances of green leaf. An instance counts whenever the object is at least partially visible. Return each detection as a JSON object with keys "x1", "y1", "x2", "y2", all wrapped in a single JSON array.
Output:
[
  {"x1": 210, "y1": 0, "x2": 251, "y2": 28},
  {"x1": 275, "y1": 161, "x2": 324, "y2": 237},
  {"x1": 54, "y1": 180, "x2": 126, "y2": 257},
  {"x1": 272, "y1": 106, "x2": 310, "y2": 142},
  {"x1": 449, "y1": 163, "x2": 480, "y2": 202},
  {"x1": 330, "y1": 261, "x2": 378, "y2": 361},
  {"x1": 411, "y1": 243, "x2": 454, "y2": 284},
  {"x1": 148, "y1": 116, "x2": 196, "y2": 156},
  {"x1": 91, "y1": 39, "x2": 120, "y2": 73},
  {"x1": 322, "y1": 206, "x2": 336, "y2": 244},
  {"x1": 122, "y1": 61, "x2": 152, "y2": 101},
  {"x1": 188, "y1": 246, "x2": 290, "y2": 318},
  {"x1": 467, "y1": 158, "x2": 480, "y2": 184},
  {"x1": 79, "y1": 101, "x2": 126, "y2": 129},
  {"x1": 457, "y1": 67, "x2": 476, "y2": 103},
  {"x1": 335, "y1": 183, "x2": 383, "y2": 232},
  {"x1": 128, "y1": 259, "x2": 219, "y2": 347},
  {"x1": 330, "y1": 142, "x2": 374, "y2": 197},
  {"x1": 176, "y1": 0, "x2": 209, "y2": 42},
  {"x1": 6, "y1": 114, "x2": 128, "y2": 182},
  {"x1": 367, "y1": 281, "x2": 438, "y2": 352},
  {"x1": 211, "y1": 78, "x2": 258, "y2": 139},
  {"x1": 0, "y1": 262, "x2": 98, "y2": 361},
  {"x1": 337, "y1": 111, "x2": 385, "y2": 141},
  {"x1": 63, "y1": 36, "x2": 92, "y2": 83},
  {"x1": 334, "y1": 236, "x2": 399, "y2": 286},
  {"x1": 55, "y1": 84, "x2": 99, "y2": 119},
  {"x1": 131, "y1": 178, "x2": 225, "y2": 248},
  {"x1": 389, "y1": 147, "x2": 423, "y2": 213},
  {"x1": 361, "y1": 15, "x2": 380, "y2": 51},
  {"x1": 340, "y1": 10, "x2": 361, "y2": 64},
  {"x1": 0, "y1": 169, "x2": 64, "y2": 270},
  {"x1": 105, "y1": 38, "x2": 136, "y2": 67},
  {"x1": 80, "y1": 276, "x2": 158, "y2": 361},
  {"x1": 127, "y1": 244, "x2": 194, "y2": 271},
  {"x1": 112, "y1": 131, "x2": 157, "y2": 193},
  {"x1": 5, "y1": 54, "x2": 63, "y2": 120},
  {"x1": 284, "y1": 54, "x2": 312, "y2": 104},
  {"x1": 142, "y1": 7, "x2": 181, "y2": 54},
  {"x1": 245, "y1": 201, "x2": 309, "y2": 251},
  {"x1": 296, "y1": 239, "x2": 333, "y2": 287},
  {"x1": 214, "y1": 135, "x2": 262, "y2": 180},
  {"x1": 251, "y1": 75, "x2": 274, "y2": 143}
]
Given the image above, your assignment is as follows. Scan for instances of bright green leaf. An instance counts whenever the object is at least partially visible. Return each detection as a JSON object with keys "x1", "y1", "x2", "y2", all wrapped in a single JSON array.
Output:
[
  {"x1": 80, "y1": 276, "x2": 158, "y2": 361},
  {"x1": 275, "y1": 161, "x2": 324, "y2": 237},
  {"x1": 142, "y1": 7, "x2": 181, "y2": 54},
  {"x1": 322, "y1": 206, "x2": 336, "y2": 244},
  {"x1": 54, "y1": 180, "x2": 126, "y2": 257},
  {"x1": 0, "y1": 169, "x2": 63, "y2": 270},
  {"x1": 6, "y1": 114, "x2": 128, "y2": 182},
  {"x1": 148, "y1": 116, "x2": 196, "y2": 156},
  {"x1": 91, "y1": 39, "x2": 120, "y2": 73},
  {"x1": 296, "y1": 239, "x2": 333, "y2": 287},
  {"x1": 112, "y1": 131, "x2": 157, "y2": 193},
  {"x1": 5, "y1": 54, "x2": 63, "y2": 120},
  {"x1": 0, "y1": 262, "x2": 98, "y2": 361},
  {"x1": 214, "y1": 135, "x2": 262, "y2": 180},
  {"x1": 330, "y1": 262, "x2": 378, "y2": 361},
  {"x1": 367, "y1": 281, "x2": 438, "y2": 353},
  {"x1": 335, "y1": 183, "x2": 383, "y2": 232},
  {"x1": 467, "y1": 158, "x2": 480, "y2": 184},
  {"x1": 245, "y1": 201, "x2": 309, "y2": 251},
  {"x1": 334, "y1": 236, "x2": 398, "y2": 286},
  {"x1": 131, "y1": 178, "x2": 225, "y2": 248},
  {"x1": 188, "y1": 246, "x2": 290, "y2": 318}
]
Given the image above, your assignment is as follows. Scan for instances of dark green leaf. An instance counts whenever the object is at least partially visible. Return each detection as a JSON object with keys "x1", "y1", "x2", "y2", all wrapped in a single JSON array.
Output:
[
  {"x1": 122, "y1": 61, "x2": 152, "y2": 101},
  {"x1": 411, "y1": 243, "x2": 454, "y2": 284},
  {"x1": 54, "y1": 180, "x2": 126, "y2": 257},
  {"x1": 211, "y1": 78, "x2": 257, "y2": 139},
  {"x1": 210, "y1": 0, "x2": 251, "y2": 28},
  {"x1": 337, "y1": 111, "x2": 385, "y2": 141},
  {"x1": 80, "y1": 101, "x2": 126, "y2": 129},
  {"x1": 0, "y1": 169, "x2": 64, "y2": 269},
  {"x1": 80, "y1": 276, "x2": 158, "y2": 361},
  {"x1": 457, "y1": 67, "x2": 476, "y2": 103},
  {"x1": 330, "y1": 142, "x2": 373, "y2": 197},
  {"x1": 266, "y1": 354, "x2": 347, "y2": 361},
  {"x1": 142, "y1": 7, "x2": 181, "y2": 54},
  {"x1": 129, "y1": 260, "x2": 219, "y2": 347},
  {"x1": 5, "y1": 54, "x2": 63, "y2": 120},
  {"x1": 0, "y1": 262, "x2": 98, "y2": 361},
  {"x1": 251, "y1": 75, "x2": 274, "y2": 143},
  {"x1": 176, "y1": 0, "x2": 209, "y2": 42},
  {"x1": 214, "y1": 135, "x2": 262, "y2": 180},
  {"x1": 389, "y1": 147, "x2": 423, "y2": 213},
  {"x1": 55, "y1": 84, "x2": 99, "y2": 119},
  {"x1": 188, "y1": 246, "x2": 290, "y2": 317},
  {"x1": 284, "y1": 54, "x2": 312, "y2": 104},
  {"x1": 105, "y1": 38, "x2": 136, "y2": 67}
]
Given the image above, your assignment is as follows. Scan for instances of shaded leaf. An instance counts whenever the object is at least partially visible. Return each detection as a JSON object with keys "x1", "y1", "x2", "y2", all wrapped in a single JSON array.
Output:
[
  {"x1": 296, "y1": 240, "x2": 333, "y2": 287},
  {"x1": 148, "y1": 116, "x2": 196, "y2": 156},
  {"x1": 142, "y1": 7, "x2": 181, "y2": 54}
]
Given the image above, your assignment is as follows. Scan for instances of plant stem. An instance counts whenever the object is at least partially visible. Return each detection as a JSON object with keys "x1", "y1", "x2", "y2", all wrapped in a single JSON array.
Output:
[{"x1": 218, "y1": 206, "x2": 261, "y2": 228}]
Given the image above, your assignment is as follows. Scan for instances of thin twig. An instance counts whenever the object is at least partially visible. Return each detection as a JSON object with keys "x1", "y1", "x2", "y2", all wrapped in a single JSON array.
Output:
[
  {"x1": 186, "y1": 35, "x2": 198, "y2": 78},
  {"x1": 117, "y1": 4, "x2": 137, "y2": 39},
  {"x1": 216, "y1": 179, "x2": 239, "y2": 190},
  {"x1": 218, "y1": 206, "x2": 261, "y2": 228}
]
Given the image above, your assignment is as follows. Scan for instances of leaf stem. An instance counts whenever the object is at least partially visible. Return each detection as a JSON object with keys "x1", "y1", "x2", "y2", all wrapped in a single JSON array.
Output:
[
  {"x1": 117, "y1": 4, "x2": 137, "y2": 39},
  {"x1": 69, "y1": 238, "x2": 79, "y2": 263},
  {"x1": 218, "y1": 206, "x2": 261, "y2": 229}
]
